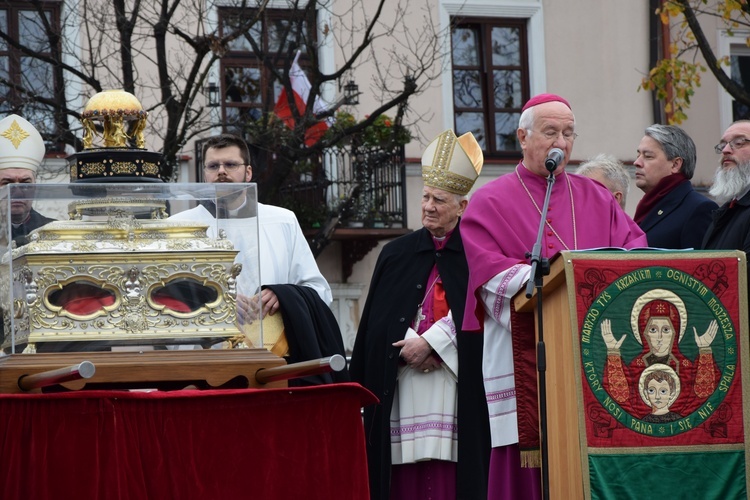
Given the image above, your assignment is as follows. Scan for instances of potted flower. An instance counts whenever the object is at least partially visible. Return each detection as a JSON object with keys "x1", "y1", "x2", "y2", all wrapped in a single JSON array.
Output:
[
  {"x1": 325, "y1": 111, "x2": 412, "y2": 149},
  {"x1": 361, "y1": 114, "x2": 411, "y2": 148}
]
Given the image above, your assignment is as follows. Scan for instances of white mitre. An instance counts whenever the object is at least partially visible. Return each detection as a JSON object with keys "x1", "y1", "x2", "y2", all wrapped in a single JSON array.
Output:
[
  {"x1": 421, "y1": 129, "x2": 483, "y2": 196},
  {"x1": 0, "y1": 114, "x2": 45, "y2": 173}
]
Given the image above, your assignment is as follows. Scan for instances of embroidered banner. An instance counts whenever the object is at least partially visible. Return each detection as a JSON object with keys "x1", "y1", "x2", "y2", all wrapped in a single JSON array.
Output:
[{"x1": 567, "y1": 250, "x2": 750, "y2": 499}]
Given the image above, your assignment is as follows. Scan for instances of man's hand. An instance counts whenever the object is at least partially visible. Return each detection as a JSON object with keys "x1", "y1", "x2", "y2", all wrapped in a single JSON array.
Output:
[
  {"x1": 260, "y1": 288, "x2": 280, "y2": 316},
  {"x1": 236, "y1": 289, "x2": 282, "y2": 325},
  {"x1": 393, "y1": 336, "x2": 440, "y2": 372},
  {"x1": 236, "y1": 293, "x2": 260, "y2": 325}
]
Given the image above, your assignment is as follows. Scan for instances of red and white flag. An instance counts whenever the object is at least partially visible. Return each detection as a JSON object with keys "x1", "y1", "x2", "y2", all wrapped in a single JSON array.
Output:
[{"x1": 274, "y1": 52, "x2": 331, "y2": 147}]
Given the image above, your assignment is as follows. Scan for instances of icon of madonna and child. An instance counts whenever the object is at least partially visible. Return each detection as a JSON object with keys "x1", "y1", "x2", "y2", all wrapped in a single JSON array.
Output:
[{"x1": 599, "y1": 289, "x2": 720, "y2": 422}]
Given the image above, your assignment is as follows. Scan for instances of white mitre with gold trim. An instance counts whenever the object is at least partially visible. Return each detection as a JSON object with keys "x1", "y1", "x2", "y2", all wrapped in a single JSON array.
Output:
[
  {"x1": 0, "y1": 114, "x2": 45, "y2": 173},
  {"x1": 421, "y1": 130, "x2": 483, "y2": 196}
]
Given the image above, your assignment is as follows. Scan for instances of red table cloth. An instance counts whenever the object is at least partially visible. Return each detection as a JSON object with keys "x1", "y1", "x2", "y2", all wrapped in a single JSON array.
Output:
[{"x1": 0, "y1": 383, "x2": 375, "y2": 499}]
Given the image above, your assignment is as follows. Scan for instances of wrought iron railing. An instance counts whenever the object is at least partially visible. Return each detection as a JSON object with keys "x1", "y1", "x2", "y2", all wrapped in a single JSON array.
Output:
[
  {"x1": 195, "y1": 137, "x2": 408, "y2": 231},
  {"x1": 278, "y1": 144, "x2": 407, "y2": 230}
]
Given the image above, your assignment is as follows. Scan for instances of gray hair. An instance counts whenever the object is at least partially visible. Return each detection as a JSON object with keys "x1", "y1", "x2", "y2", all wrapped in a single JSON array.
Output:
[
  {"x1": 577, "y1": 154, "x2": 630, "y2": 206},
  {"x1": 644, "y1": 124, "x2": 696, "y2": 179},
  {"x1": 519, "y1": 106, "x2": 535, "y2": 131},
  {"x1": 449, "y1": 192, "x2": 470, "y2": 206}
]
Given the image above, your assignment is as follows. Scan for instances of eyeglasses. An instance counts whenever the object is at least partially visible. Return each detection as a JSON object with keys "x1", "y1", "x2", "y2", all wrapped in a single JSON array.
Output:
[
  {"x1": 538, "y1": 129, "x2": 578, "y2": 142},
  {"x1": 714, "y1": 137, "x2": 750, "y2": 154},
  {"x1": 204, "y1": 162, "x2": 246, "y2": 172}
]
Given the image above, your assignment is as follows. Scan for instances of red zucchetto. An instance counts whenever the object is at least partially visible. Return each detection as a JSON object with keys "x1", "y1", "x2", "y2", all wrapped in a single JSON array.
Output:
[{"x1": 521, "y1": 93, "x2": 571, "y2": 112}]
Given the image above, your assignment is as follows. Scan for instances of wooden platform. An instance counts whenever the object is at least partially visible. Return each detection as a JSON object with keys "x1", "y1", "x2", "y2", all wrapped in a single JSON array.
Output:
[{"x1": 0, "y1": 348, "x2": 287, "y2": 393}]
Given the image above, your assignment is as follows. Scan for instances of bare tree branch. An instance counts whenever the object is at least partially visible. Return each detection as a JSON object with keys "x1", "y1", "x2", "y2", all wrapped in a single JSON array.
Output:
[
  {"x1": 676, "y1": 0, "x2": 750, "y2": 106},
  {"x1": 3, "y1": 0, "x2": 448, "y2": 198}
]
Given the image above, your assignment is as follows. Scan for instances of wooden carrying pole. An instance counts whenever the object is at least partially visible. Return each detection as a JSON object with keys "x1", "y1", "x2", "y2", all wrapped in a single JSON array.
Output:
[
  {"x1": 255, "y1": 354, "x2": 346, "y2": 385},
  {"x1": 18, "y1": 361, "x2": 96, "y2": 391}
]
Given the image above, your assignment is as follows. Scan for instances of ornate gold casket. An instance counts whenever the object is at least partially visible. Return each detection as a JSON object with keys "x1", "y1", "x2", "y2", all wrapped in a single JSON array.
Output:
[
  {"x1": 0, "y1": 181, "x2": 292, "y2": 392},
  {"x1": 1, "y1": 184, "x2": 256, "y2": 353}
]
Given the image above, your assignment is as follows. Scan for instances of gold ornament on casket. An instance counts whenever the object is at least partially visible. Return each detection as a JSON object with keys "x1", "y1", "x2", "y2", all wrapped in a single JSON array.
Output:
[{"x1": 81, "y1": 89, "x2": 148, "y2": 149}]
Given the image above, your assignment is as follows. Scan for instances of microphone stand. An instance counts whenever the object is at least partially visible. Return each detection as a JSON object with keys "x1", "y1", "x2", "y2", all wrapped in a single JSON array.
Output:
[{"x1": 524, "y1": 168, "x2": 555, "y2": 500}]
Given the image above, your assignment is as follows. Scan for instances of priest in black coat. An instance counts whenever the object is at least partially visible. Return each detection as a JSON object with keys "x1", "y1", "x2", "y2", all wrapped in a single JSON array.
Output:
[{"x1": 350, "y1": 130, "x2": 490, "y2": 500}]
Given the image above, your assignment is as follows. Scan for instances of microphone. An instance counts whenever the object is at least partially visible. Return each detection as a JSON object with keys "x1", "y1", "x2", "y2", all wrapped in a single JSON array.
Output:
[{"x1": 544, "y1": 148, "x2": 564, "y2": 173}]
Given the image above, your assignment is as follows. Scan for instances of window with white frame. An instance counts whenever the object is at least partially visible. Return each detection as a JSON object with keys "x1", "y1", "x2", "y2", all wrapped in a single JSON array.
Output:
[
  {"x1": 730, "y1": 43, "x2": 750, "y2": 121},
  {"x1": 718, "y1": 31, "x2": 750, "y2": 130}
]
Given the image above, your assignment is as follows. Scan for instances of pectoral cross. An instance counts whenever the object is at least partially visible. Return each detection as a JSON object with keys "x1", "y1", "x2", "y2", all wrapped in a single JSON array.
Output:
[
  {"x1": 413, "y1": 274, "x2": 440, "y2": 331},
  {"x1": 413, "y1": 306, "x2": 426, "y2": 331}
]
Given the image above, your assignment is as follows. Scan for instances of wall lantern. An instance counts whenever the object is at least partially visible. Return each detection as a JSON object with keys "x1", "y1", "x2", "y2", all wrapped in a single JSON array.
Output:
[
  {"x1": 344, "y1": 80, "x2": 359, "y2": 106},
  {"x1": 206, "y1": 80, "x2": 220, "y2": 108}
]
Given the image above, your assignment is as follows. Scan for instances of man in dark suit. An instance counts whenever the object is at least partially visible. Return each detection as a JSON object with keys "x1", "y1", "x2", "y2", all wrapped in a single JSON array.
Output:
[{"x1": 633, "y1": 124, "x2": 716, "y2": 249}]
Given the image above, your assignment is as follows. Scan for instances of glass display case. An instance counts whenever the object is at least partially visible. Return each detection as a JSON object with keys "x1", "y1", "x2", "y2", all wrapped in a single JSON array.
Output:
[{"x1": 0, "y1": 182, "x2": 266, "y2": 354}]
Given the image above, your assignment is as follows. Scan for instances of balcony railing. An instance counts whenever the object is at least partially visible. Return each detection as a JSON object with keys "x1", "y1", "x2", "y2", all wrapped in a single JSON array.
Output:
[{"x1": 278, "y1": 143, "x2": 407, "y2": 231}]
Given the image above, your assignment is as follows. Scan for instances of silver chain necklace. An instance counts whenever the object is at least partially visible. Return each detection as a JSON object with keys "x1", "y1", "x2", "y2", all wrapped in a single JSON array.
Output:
[{"x1": 515, "y1": 165, "x2": 578, "y2": 251}]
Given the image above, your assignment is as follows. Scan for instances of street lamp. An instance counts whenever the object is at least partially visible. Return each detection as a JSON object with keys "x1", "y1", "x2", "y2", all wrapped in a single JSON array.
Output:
[
  {"x1": 343, "y1": 80, "x2": 359, "y2": 106},
  {"x1": 206, "y1": 80, "x2": 220, "y2": 108}
]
